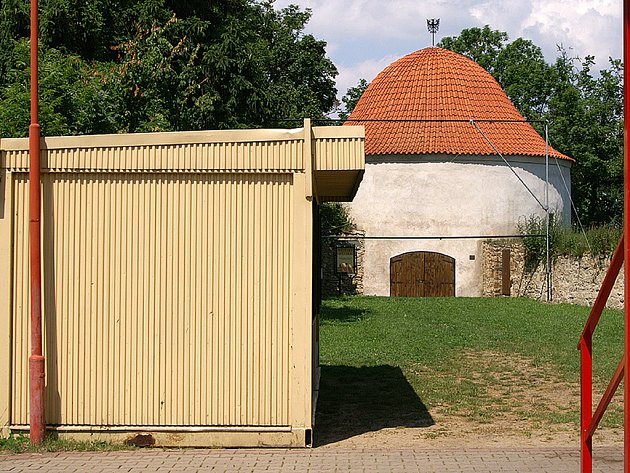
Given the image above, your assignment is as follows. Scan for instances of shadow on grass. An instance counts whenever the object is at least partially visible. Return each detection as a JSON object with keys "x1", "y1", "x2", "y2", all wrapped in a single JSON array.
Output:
[
  {"x1": 314, "y1": 365, "x2": 434, "y2": 446},
  {"x1": 320, "y1": 304, "x2": 370, "y2": 323}
]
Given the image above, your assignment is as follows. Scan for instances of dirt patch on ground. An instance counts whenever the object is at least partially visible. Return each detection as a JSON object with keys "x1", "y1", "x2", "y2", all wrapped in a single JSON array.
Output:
[
  {"x1": 315, "y1": 350, "x2": 624, "y2": 449},
  {"x1": 317, "y1": 418, "x2": 623, "y2": 449}
]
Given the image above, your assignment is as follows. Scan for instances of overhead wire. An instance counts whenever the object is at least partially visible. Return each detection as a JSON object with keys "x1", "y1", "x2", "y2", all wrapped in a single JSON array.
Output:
[
  {"x1": 295, "y1": 115, "x2": 592, "y2": 255},
  {"x1": 470, "y1": 120, "x2": 548, "y2": 211},
  {"x1": 551, "y1": 144, "x2": 594, "y2": 255},
  {"x1": 323, "y1": 234, "x2": 546, "y2": 240},
  {"x1": 277, "y1": 117, "x2": 549, "y2": 124}
]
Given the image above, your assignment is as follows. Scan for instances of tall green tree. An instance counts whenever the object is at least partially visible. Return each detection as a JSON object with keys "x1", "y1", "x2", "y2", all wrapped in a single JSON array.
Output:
[
  {"x1": 439, "y1": 26, "x2": 624, "y2": 226},
  {"x1": 338, "y1": 78, "x2": 369, "y2": 121},
  {"x1": 494, "y1": 38, "x2": 555, "y2": 121},
  {"x1": 0, "y1": 0, "x2": 338, "y2": 136},
  {"x1": 546, "y1": 53, "x2": 624, "y2": 225},
  {"x1": 0, "y1": 39, "x2": 121, "y2": 137},
  {"x1": 438, "y1": 25, "x2": 508, "y2": 75}
]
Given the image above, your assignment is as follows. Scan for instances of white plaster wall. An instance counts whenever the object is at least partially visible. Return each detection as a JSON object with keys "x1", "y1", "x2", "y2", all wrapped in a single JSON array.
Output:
[{"x1": 347, "y1": 155, "x2": 572, "y2": 297}]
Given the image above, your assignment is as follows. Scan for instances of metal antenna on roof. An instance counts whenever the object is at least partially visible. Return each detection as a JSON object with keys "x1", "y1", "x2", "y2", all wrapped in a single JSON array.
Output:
[{"x1": 427, "y1": 19, "x2": 440, "y2": 46}]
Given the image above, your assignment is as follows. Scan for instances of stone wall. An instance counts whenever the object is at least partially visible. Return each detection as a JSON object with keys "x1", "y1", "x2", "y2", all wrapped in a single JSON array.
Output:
[
  {"x1": 482, "y1": 241, "x2": 527, "y2": 297},
  {"x1": 321, "y1": 231, "x2": 365, "y2": 296},
  {"x1": 482, "y1": 240, "x2": 624, "y2": 309}
]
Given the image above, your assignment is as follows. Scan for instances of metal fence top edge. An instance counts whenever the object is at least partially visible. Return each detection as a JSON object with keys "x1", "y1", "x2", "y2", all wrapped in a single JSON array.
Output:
[
  {"x1": 0, "y1": 126, "x2": 364, "y2": 152},
  {"x1": 322, "y1": 234, "x2": 546, "y2": 240}
]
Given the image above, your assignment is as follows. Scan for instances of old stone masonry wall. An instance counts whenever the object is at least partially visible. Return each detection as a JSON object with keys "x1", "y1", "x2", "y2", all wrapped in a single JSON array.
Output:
[
  {"x1": 482, "y1": 240, "x2": 624, "y2": 309},
  {"x1": 321, "y1": 231, "x2": 365, "y2": 296}
]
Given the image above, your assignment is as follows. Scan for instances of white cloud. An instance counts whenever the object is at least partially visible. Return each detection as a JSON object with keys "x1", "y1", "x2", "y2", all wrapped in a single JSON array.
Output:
[
  {"x1": 336, "y1": 55, "x2": 400, "y2": 97},
  {"x1": 468, "y1": 1, "x2": 535, "y2": 32},
  {"x1": 523, "y1": 0, "x2": 621, "y2": 65},
  {"x1": 272, "y1": 0, "x2": 623, "y2": 96},
  {"x1": 468, "y1": 0, "x2": 621, "y2": 66},
  {"x1": 274, "y1": 0, "x2": 477, "y2": 42}
]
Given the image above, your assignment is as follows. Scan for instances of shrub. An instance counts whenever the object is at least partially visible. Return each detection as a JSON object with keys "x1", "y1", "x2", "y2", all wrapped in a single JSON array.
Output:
[
  {"x1": 518, "y1": 214, "x2": 621, "y2": 271},
  {"x1": 320, "y1": 202, "x2": 353, "y2": 236},
  {"x1": 517, "y1": 214, "x2": 558, "y2": 272}
]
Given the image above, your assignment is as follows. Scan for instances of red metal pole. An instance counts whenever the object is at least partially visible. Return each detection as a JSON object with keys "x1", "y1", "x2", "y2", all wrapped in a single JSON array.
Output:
[
  {"x1": 625, "y1": 0, "x2": 630, "y2": 468},
  {"x1": 28, "y1": 0, "x2": 45, "y2": 445},
  {"x1": 588, "y1": 356, "x2": 625, "y2": 440},
  {"x1": 579, "y1": 236, "x2": 624, "y2": 344},
  {"x1": 580, "y1": 335, "x2": 593, "y2": 473}
]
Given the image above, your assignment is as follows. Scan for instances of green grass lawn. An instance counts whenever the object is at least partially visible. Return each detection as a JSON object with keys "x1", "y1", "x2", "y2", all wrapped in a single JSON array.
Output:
[
  {"x1": 0, "y1": 435, "x2": 134, "y2": 454},
  {"x1": 316, "y1": 296, "x2": 624, "y2": 444},
  {"x1": 2, "y1": 296, "x2": 622, "y2": 451}
]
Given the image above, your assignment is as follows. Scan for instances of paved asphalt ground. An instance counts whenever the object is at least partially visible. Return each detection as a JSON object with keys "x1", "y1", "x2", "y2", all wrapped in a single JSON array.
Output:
[{"x1": 0, "y1": 446, "x2": 624, "y2": 472}]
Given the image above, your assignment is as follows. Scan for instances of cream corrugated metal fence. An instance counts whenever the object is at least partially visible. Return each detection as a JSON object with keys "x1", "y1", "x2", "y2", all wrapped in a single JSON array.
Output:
[
  {"x1": 0, "y1": 124, "x2": 364, "y2": 439},
  {"x1": 12, "y1": 172, "x2": 292, "y2": 427}
]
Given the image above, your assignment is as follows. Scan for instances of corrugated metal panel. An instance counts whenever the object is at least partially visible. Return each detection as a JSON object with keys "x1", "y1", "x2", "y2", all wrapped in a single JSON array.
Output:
[
  {"x1": 1, "y1": 150, "x2": 28, "y2": 171},
  {"x1": 2, "y1": 127, "x2": 367, "y2": 173},
  {"x1": 313, "y1": 134, "x2": 365, "y2": 171},
  {"x1": 2, "y1": 141, "x2": 304, "y2": 173},
  {"x1": 12, "y1": 171, "x2": 293, "y2": 427},
  {"x1": 1, "y1": 128, "x2": 307, "y2": 150}
]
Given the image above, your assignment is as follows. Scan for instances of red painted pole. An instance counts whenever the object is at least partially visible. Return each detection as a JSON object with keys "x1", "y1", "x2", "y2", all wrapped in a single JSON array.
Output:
[
  {"x1": 579, "y1": 237, "x2": 624, "y2": 344},
  {"x1": 580, "y1": 335, "x2": 593, "y2": 473},
  {"x1": 625, "y1": 0, "x2": 630, "y2": 469},
  {"x1": 28, "y1": 0, "x2": 45, "y2": 445},
  {"x1": 588, "y1": 356, "x2": 625, "y2": 440}
]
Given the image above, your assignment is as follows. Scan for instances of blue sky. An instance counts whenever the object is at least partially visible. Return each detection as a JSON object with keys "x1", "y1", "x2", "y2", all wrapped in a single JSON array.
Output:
[{"x1": 272, "y1": 0, "x2": 623, "y2": 100}]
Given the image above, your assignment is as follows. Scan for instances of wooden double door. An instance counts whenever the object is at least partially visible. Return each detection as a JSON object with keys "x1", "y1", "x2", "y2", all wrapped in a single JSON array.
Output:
[{"x1": 390, "y1": 251, "x2": 455, "y2": 297}]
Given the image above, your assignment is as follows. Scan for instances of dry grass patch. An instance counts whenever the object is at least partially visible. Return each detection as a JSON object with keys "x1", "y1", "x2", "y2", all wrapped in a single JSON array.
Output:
[
  {"x1": 319, "y1": 297, "x2": 624, "y2": 447},
  {"x1": 408, "y1": 349, "x2": 623, "y2": 445}
]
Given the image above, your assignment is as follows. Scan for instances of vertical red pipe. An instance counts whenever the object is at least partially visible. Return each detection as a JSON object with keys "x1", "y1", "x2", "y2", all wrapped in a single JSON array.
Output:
[
  {"x1": 28, "y1": 0, "x2": 45, "y2": 445},
  {"x1": 625, "y1": 0, "x2": 630, "y2": 469},
  {"x1": 580, "y1": 334, "x2": 593, "y2": 473}
]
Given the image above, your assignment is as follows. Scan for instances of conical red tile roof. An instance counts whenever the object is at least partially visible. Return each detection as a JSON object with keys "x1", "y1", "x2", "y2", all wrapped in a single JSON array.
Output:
[{"x1": 347, "y1": 47, "x2": 572, "y2": 161}]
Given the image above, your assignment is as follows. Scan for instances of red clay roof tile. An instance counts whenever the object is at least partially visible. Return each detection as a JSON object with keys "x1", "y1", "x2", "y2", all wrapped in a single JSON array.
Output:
[{"x1": 346, "y1": 48, "x2": 573, "y2": 162}]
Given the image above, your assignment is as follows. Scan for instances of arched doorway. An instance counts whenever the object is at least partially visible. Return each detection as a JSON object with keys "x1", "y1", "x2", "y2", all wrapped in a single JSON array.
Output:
[{"x1": 390, "y1": 251, "x2": 455, "y2": 297}]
